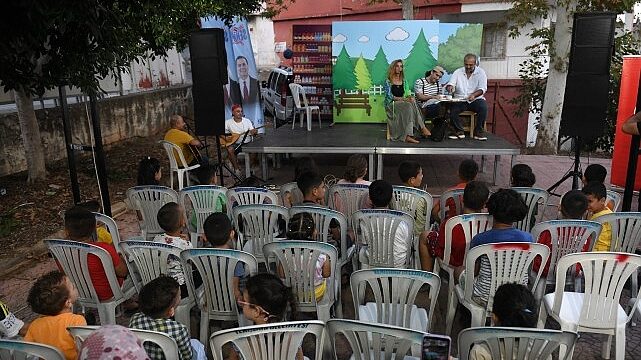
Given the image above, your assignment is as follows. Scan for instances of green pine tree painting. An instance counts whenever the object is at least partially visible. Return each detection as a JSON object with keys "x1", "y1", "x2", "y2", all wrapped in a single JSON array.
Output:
[
  {"x1": 333, "y1": 45, "x2": 357, "y2": 90},
  {"x1": 370, "y1": 46, "x2": 389, "y2": 86},
  {"x1": 438, "y1": 24, "x2": 483, "y2": 73},
  {"x1": 354, "y1": 54, "x2": 372, "y2": 91},
  {"x1": 403, "y1": 28, "x2": 437, "y2": 85}
]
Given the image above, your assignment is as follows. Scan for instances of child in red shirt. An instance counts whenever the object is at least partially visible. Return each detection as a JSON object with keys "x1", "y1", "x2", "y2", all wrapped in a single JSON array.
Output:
[{"x1": 431, "y1": 159, "x2": 479, "y2": 223}]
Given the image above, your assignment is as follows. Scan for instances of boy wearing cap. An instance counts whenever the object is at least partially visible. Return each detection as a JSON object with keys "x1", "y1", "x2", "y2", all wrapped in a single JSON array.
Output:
[{"x1": 414, "y1": 65, "x2": 445, "y2": 119}]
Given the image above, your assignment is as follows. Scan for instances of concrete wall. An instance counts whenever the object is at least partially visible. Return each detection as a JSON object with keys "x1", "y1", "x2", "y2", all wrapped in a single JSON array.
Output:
[{"x1": 0, "y1": 85, "x2": 192, "y2": 177}]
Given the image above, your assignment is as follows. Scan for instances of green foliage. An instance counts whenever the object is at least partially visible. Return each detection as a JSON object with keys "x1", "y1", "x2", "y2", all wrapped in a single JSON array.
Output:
[
  {"x1": 333, "y1": 45, "x2": 357, "y2": 90},
  {"x1": 370, "y1": 46, "x2": 390, "y2": 86},
  {"x1": 0, "y1": 0, "x2": 278, "y2": 96},
  {"x1": 404, "y1": 29, "x2": 437, "y2": 85},
  {"x1": 354, "y1": 55, "x2": 373, "y2": 91},
  {"x1": 437, "y1": 24, "x2": 483, "y2": 73}
]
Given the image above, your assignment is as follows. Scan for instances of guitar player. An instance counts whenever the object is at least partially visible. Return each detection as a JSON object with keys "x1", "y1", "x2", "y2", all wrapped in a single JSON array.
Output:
[
  {"x1": 223, "y1": 104, "x2": 258, "y2": 175},
  {"x1": 164, "y1": 114, "x2": 210, "y2": 173}
]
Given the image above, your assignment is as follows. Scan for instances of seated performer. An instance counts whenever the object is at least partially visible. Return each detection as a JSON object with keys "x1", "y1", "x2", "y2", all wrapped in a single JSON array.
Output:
[
  {"x1": 223, "y1": 104, "x2": 258, "y2": 175},
  {"x1": 164, "y1": 114, "x2": 204, "y2": 167},
  {"x1": 446, "y1": 53, "x2": 488, "y2": 141},
  {"x1": 414, "y1": 65, "x2": 445, "y2": 119}
]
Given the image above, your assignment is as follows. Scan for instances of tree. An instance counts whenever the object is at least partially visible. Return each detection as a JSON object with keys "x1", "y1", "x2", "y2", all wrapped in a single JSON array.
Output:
[
  {"x1": 333, "y1": 45, "x2": 357, "y2": 90},
  {"x1": 370, "y1": 46, "x2": 390, "y2": 86},
  {"x1": 437, "y1": 24, "x2": 483, "y2": 73},
  {"x1": 403, "y1": 29, "x2": 437, "y2": 85},
  {"x1": 0, "y1": 0, "x2": 280, "y2": 182},
  {"x1": 368, "y1": 0, "x2": 415, "y2": 20},
  {"x1": 354, "y1": 54, "x2": 373, "y2": 91},
  {"x1": 507, "y1": 0, "x2": 636, "y2": 154}
]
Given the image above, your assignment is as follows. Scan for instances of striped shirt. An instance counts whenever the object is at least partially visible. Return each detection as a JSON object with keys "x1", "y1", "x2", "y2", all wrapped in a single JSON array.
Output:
[{"x1": 414, "y1": 77, "x2": 441, "y2": 106}]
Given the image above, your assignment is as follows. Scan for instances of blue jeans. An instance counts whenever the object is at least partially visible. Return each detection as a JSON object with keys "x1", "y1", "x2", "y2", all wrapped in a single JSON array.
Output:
[{"x1": 449, "y1": 98, "x2": 488, "y2": 133}]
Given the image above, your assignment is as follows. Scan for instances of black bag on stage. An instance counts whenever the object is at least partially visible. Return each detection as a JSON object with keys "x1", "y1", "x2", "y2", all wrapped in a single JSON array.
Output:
[{"x1": 430, "y1": 117, "x2": 447, "y2": 142}]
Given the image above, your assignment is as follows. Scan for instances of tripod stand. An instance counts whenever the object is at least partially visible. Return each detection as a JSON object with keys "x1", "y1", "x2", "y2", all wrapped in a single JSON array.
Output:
[
  {"x1": 547, "y1": 136, "x2": 583, "y2": 197},
  {"x1": 215, "y1": 135, "x2": 244, "y2": 188}
]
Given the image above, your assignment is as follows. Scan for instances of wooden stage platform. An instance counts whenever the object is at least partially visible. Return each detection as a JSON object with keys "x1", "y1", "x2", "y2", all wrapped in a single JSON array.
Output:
[{"x1": 243, "y1": 123, "x2": 521, "y2": 183}]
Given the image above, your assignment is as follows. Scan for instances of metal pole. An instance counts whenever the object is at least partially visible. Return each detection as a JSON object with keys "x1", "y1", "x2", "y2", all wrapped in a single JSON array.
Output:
[
  {"x1": 59, "y1": 86, "x2": 81, "y2": 204},
  {"x1": 572, "y1": 136, "x2": 581, "y2": 190},
  {"x1": 88, "y1": 93, "x2": 112, "y2": 216}
]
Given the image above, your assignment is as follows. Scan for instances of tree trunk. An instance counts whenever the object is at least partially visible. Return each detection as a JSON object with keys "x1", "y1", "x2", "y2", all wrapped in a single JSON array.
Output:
[
  {"x1": 533, "y1": 1, "x2": 576, "y2": 154},
  {"x1": 402, "y1": 0, "x2": 413, "y2": 20},
  {"x1": 14, "y1": 89, "x2": 47, "y2": 182}
]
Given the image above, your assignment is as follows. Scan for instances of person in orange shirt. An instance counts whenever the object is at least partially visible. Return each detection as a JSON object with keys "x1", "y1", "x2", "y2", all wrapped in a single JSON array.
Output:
[{"x1": 25, "y1": 271, "x2": 86, "y2": 360}]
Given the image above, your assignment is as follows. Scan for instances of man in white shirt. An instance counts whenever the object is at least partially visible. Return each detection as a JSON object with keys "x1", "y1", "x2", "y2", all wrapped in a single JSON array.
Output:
[
  {"x1": 414, "y1": 65, "x2": 445, "y2": 120},
  {"x1": 445, "y1": 53, "x2": 488, "y2": 141},
  {"x1": 224, "y1": 104, "x2": 257, "y2": 174}
]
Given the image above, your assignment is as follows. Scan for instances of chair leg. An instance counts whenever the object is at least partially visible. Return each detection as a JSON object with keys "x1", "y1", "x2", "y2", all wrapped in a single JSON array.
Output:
[
  {"x1": 306, "y1": 108, "x2": 312, "y2": 131},
  {"x1": 615, "y1": 325, "x2": 626, "y2": 360},
  {"x1": 469, "y1": 307, "x2": 486, "y2": 328},
  {"x1": 178, "y1": 170, "x2": 184, "y2": 190},
  {"x1": 602, "y1": 334, "x2": 612, "y2": 360},
  {"x1": 199, "y1": 310, "x2": 209, "y2": 346},
  {"x1": 445, "y1": 288, "x2": 459, "y2": 335},
  {"x1": 536, "y1": 303, "x2": 547, "y2": 328},
  {"x1": 97, "y1": 304, "x2": 116, "y2": 325},
  {"x1": 169, "y1": 171, "x2": 175, "y2": 190}
]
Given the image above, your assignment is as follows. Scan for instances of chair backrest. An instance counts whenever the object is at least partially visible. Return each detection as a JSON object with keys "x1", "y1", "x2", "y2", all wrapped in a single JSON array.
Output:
[
  {"x1": 280, "y1": 182, "x2": 304, "y2": 208},
  {"x1": 120, "y1": 240, "x2": 183, "y2": 291},
  {"x1": 263, "y1": 241, "x2": 338, "y2": 313},
  {"x1": 289, "y1": 205, "x2": 348, "y2": 261},
  {"x1": 326, "y1": 319, "x2": 427, "y2": 360},
  {"x1": 390, "y1": 185, "x2": 433, "y2": 232},
  {"x1": 180, "y1": 248, "x2": 258, "y2": 321},
  {"x1": 463, "y1": 242, "x2": 550, "y2": 313},
  {"x1": 354, "y1": 209, "x2": 414, "y2": 268},
  {"x1": 232, "y1": 204, "x2": 289, "y2": 262},
  {"x1": 179, "y1": 185, "x2": 229, "y2": 236},
  {"x1": 327, "y1": 183, "x2": 370, "y2": 230},
  {"x1": 351, "y1": 268, "x2": 440, "y2": 331},
  {"x1": 226, "y1": 186, "x2": 279, "y2": 208},
  {"x1": 94, "y1": 212, "x2": 122, "y2": 253},
  {"x1": 606, "y1": 190, "x2": 622, "y2": 211},
  {"x1": 551, "y1": 252, "x2": 641, "y2": 329},
  {"x1": 44, "y1": 239, "x2": 126, "y2": 306},
  {"x1": 442, "y1": 213, "x2": 492, "y2": 267},
  {"x1": 159, "y1": 139, "x2": 190, "y2": 170},
  {"x1": 458, "y1": 327, "x2": 578, "y2": 360},
  {"x1": 511, "y1": 187, "x2": 549, "y2": 232},
  {"x1": 67, "y1": 325, "x2": 180, "y2": 359},
  {"x1": 210, "y1": 321, "x2": 324, "y2": 360},
  {"x1": 126, "y1": 185, "x2": 179, "y2": 238},
  {"x1": 531, "y1": 220, "x2": 602, "y2": 281},
  {"x1": 439, "y1": 188, "x2": 465, "y2": 222},
  {"x1": 593, "y1": 212, "x2": 641, "y2": 253},
  {"x1": 0, "y1": 339, "x2": 65, "y2": 360},
  {"x1": 289, "y1": 83, "x2": 303, "y2": 109}
]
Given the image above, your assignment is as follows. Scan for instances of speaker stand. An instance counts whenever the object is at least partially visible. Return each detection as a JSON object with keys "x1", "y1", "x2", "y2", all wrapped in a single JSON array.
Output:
[
  {"x1": 215, "y1": 136, "x2": 244, "y2": 188},
  {"x1": 547, "y1": 136, "x2": 582, "y2": 197}
]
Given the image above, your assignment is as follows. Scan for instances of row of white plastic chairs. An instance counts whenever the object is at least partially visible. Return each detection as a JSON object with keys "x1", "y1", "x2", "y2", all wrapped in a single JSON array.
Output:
[{"x1": 0, "y1": 320, "x2": 581, "y2": 360}]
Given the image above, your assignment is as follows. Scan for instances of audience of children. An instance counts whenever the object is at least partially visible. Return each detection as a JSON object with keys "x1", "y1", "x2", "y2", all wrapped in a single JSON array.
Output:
[
  {"x1": 25, "y1": 271, "x2": 86, "y2": 360},
  {"x1": 420, "y1": 181, "x2": 490, "y2": 272},
  {"x1": 77, "y1": 200, "x2": 113, "y2": 245},
  {"x1": 293, "y1": 156, "x2": 319, "y2": 183},
  {"x1": 582, "y1": 163, "x2": 607, "y2": 186},
  {"x1": 129, "y1": 276, "x2": 206, "y2": 360},
  {"x1": 79, "y1": 325, "x2": 150, "y2": 360},
  {"x1": 398, "y1": 160, "x2": 427, "y2": 236},
  {"x1": 432, "y1": 159, "x2": 479, "y2": 222},
  {"x1": 137, "y1": 157, "x2": 162, "y2": 186},
  {"x1": 297, "y1": 171, "x2": 327, "y2": 206},
  {"x1": 510, "y1": 163, "x2": 536, "y2": 187},
  {"x1": 583, "y1": 181, "x2": 613, "y2": 251},
  {"x1": 337, "y1": 154, "x2": 371, "y2": 186}
]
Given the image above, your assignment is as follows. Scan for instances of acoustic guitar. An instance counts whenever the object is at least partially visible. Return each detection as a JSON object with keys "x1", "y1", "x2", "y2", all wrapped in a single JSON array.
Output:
[{"x1": 219, "y1": 124, "x2": 270, "y2": 148}]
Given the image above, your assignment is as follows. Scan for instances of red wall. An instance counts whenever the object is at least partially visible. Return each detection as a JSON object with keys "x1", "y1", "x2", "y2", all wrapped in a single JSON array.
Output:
[{"x1": 485, "y1": 79, "x2": 529, "y2": 146}]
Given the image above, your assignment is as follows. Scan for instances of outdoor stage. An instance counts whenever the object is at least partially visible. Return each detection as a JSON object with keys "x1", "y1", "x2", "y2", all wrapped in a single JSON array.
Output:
[{"x1": 243, "y1": 123, "x2": 521, "y2": 183}]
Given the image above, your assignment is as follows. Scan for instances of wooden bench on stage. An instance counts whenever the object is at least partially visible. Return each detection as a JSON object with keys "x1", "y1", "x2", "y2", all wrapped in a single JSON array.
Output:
[{"x1": 335, "y1": 90, "x2": 372, "y2": 116}]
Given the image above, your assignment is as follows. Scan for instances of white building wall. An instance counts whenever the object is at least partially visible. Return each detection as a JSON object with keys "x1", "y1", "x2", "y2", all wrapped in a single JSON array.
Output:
[{"x1": 248, "y1": 16, "x2": 279, "y2": 73}]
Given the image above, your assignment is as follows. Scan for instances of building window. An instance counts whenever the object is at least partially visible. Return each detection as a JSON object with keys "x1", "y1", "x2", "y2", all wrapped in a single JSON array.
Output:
[{"x1": 481, "y1": 23, "x2": 507, "y2": 59}]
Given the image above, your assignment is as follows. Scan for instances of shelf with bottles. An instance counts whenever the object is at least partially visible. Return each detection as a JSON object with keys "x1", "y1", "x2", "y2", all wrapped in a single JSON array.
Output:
[
  {"x1": 296, "y1": 84, "x2": 333, "y2": 97},
  {"x1": 291, "y1": 54, "x2": 331, "y2": 64},
  {"x1": 292, "y1": 64, "x2": 332, "y2": 74},
  {"x1": 292, "y1": 43, "x2": 332, "y2": 53},
  {"x1": 293, "y1": 31, "x2": 332, "y2": 42},
  {"x1": 293, "y1": 75, "x2": 331, "y2": 85}
]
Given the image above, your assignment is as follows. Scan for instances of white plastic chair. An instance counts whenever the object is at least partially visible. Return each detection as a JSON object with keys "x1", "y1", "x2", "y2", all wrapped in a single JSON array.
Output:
[
  {"x1": 391, "y1": 186, "x2": 433, "y2": 268},
  {"x1": 448, "y1": 242, "x2": 549, "y2": 334},
  {"x1": 210, "y1": 321, "x2": 324, "y2": 360},
  {"x1": 289, "y1": 83, "x2": 321, "y2": 131},
  {"x1": 44, "y1": 239, "x2": 137, "y2": 325},
  {"x1": 538, "y1": 252, "x2": 641, "y2": 360},
  {"x1": 226, "y1": 186, "x2": 279, "y2": 221},
  {"x1": 67, "y1": 325, "x2": 180, "y2": 359},
  {"x1": 159, "y1": 140, "x2": 201, "y2": 190},
  {"x1": 126, "y1": 185, "x2": 179, "y2": 240},
  {"x1": 351, "y1": 268, "x2": 440, "y2": 333},
  {"x1": 530, "y1": 219, "x2": 602, "y2": 299},
  {"x1": 457, "y1": 327, "x2": 578, "y2": 360},
  {"x1": 179, "y1": 185, "x2": 228, "y2": 244},
  {"x1": 438, "y1": 188, "x2": 464, "y2": 222},
  {"x1": 280, "y1": 182, "x2": 304, "y2": 208},
  {"x1": 511, "y1": 187, "x2": 549, "y2": 232},
  {"x1": 263, "y1": 240, "x2": 341, "y2": 320},
  {"x1": 438, "y1": 213, "x2": 493, "y2": 335},
  {"x1": 354, "y1": 209, "x2": 414, "y2": 269},
  {"x1": 326, "y1": 319, "x2": 427, "y2": 360},
  {"x1": 0, "y1": 339, "x2": 65, "y2": 360},
  {"x1": 94, "y1": 212, "x2": 123, "y2": 253},
  {"x1": 232, "y1": 204, "x2": 289, "y2": 264},
  {"x1": 606, "y1": 190, "x2": 622, "y2": 211},
  {"x1": 180, "y1": 248, "x2": 258, "y2": 346},
  {"x1": 120, "y1": 240, "x2": 194, "y2": 331},
  {"x1": 327, "y1": 183, "x2": 370, "y2": 231}
]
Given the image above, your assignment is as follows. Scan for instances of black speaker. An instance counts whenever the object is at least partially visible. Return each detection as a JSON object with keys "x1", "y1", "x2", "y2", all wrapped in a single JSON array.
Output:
[
  {"x1": 560, "y1": 12, "x2": 616, "y2": 140},
  {"x1": 190, "y1": 29, "x2": 228, "y2": 136}
]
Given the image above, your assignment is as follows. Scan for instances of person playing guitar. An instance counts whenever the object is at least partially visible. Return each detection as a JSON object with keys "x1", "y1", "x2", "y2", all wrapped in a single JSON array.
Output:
[
  {"x1": 164, "y1": 114, "x2": 210, "y2": 171},
  {"x1": 222, "y1": 104, "x2": 258, "y2": 175}
]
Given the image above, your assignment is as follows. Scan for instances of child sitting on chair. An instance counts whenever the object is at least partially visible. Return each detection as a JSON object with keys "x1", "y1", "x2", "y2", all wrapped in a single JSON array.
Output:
[
  {"x1": 432, "y1": 159, "x2": 479, "y2": 223},
  {"x1": 583, "y1": 181, "x2": 613, "y2": 251},
  {"x1": 25, "y1": 271, "x2": 86, "y2": 360},
  {"x1": 77, "y1": 200, "x2": 113, "y2": 245}
]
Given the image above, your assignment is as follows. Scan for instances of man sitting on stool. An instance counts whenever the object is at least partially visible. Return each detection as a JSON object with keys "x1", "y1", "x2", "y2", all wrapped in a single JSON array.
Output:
[
  {"x1": 224, "y1": 104, "x2": 258, "y2": 176},
  {"x1": 414, "y1": 65, "x2": 445, "y2": 120},
  {"x1": 446, "y1": 53, "x2": 488, "y2": 141}
]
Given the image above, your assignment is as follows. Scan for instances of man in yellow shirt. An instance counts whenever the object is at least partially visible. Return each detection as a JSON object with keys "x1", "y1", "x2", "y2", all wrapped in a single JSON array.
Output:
[
  {"x1": 584, "y1": 181, "x2": 613, "y2": 251},
  {"x1": 164, "y1": 114, "x2": 203, "y2": 166}
]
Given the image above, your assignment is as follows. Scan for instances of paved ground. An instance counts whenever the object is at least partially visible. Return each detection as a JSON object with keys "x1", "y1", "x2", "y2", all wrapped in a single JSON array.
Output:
[{"x1": 2, "y1": 152, "x2": 640, "y2": 359}]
